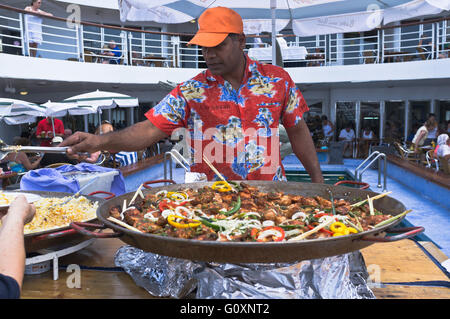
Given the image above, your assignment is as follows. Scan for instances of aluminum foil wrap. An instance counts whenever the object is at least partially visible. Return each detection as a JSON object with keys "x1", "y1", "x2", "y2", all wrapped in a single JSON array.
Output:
[{"x1": 114, "y1": 246, "x2": 375, "y2": 299}]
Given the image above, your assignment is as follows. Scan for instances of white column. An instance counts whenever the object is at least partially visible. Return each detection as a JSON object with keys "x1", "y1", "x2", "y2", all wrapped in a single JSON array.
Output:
[
  {"x1": 404, "y1": 100, "x2": 410, "y2": 142},
  {"x1": 379, "y1": 100, "x2": 385, "y2": 143},
  {"x1": 355, "y1": 101, "x2": 361, "y2": 138},
  {"x1": 83, "y1": 114, "x2": 88, "y2": 132},
  {"x1": 271, "y1": 0, "x2": 277, "y2": 66}
]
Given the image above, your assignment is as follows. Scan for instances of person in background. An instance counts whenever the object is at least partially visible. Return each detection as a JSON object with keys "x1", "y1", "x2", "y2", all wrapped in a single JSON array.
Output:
[
  {"x1": 108, "y1": 40, "x2": 122, "y2": 65},
  {"x1": 0, "y1": 137, "x2": 42, "y2": 173},
  {"x1": 321, "y1": 115, "x2": 334, "y2": 142},
  {"x1": 99, "y1": 44, "x2": 114, "y2": 64},
  {"x1": 36, "y1": 117, "x2": 64, "y2": 147},
  {"x1": 424, "y1": 113, "x2": 438, "y2": 145},
  {"x1": 359, "y1": 126, "x2": 377, "y2": 158},
  {"x1": 339, "y1": 123, "x2": 356, "y2": 158},
  {"x1": 39, "y1": 136, "x2": 78, "y2": 168},
  {"x1": 63, "y1": 129, "x2": 72, "y2": 140},
  {"x1": 436, "y1": 133, "x2": 450, "y2": 160},
  {"x1": 0, "y1": 195, "x2": 36, "y2": 298},
  {"x1": 24, "y1": 0, "x2": 53, "y2": 57},
  {"x1": 411, "y1": 119, "x2": 434, "y2": 153}
]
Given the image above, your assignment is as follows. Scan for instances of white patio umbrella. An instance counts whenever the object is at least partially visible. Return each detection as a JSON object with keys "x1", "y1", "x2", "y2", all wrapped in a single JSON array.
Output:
[
  {"x1": 118, "y1": 0, "x2": 450, "y2": 65},
  {"x1": 0, "y1": 98, "x2": 45, "y2": 125},
  {"x1": 61, "y1": 90, "x2": 139, "y2": 133},
  {"x1": 62, "y1": 90, "x2": 139, "y2": 112}
]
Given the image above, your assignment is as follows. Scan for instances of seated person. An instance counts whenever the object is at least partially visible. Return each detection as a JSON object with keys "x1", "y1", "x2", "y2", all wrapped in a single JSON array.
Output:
[
  {"x1": 339, "y1": 124, "x2": 356, "y2": 158},
  {"x1": 436, "y1": 133, "x2": 450, "y2": 161},
  {"x1": 99, "y1": 44, "x2": 114, "y2": 64},
  {"x1": 108, "y1": 40, "x2": 122, "y2": 65},
  {"x1": 113, "y1": 151, "x2": 138, "y2": 167},
  {"x1": 412, "y1": 120, "x2": 434, "y2": 153},
  {"x1": 0, "y1": 138, "x2": 42, "y2": 173},
  {"x1": 321, "y1": 115, "x2": 334, "y2": 141},
  {"x1": 359, "y1": 126, "x2": 377, "y2": 158},
  {"x1": 40, "y1": 136, "x2": 78, "y2": 167}
]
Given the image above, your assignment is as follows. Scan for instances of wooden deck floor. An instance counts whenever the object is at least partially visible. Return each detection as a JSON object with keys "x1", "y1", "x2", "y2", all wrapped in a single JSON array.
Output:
[{"x1": 21, "y1": 238, "x2": 449, "y2": 299}]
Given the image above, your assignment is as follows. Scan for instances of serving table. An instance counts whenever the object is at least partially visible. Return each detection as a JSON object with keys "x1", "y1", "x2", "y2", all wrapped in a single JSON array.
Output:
[{"x1": 20, "y1": 237, "x2": 449, "y2": 299}]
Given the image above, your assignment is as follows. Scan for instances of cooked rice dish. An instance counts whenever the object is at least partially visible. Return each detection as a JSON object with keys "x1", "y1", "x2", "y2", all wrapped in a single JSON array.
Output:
[{"x1": 24, "y1": 196, "x2": 98, "y2": 234}]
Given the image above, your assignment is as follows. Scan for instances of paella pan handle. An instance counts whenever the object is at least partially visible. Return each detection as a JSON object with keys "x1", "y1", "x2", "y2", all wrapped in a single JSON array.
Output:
[
  {"x1": 32, "y1": 229, "x2": 78, "y2": 242},
  {"x1": 334, "y1": 180, "x2": 370, "y2": 190},
  {"x1": 359, "y1": 226, "x2": 424, "y2": 242},
  {"x1": 70, "y1": 221, "x2": 123, "y2": 238},
  {"x1": 88, "y1": 191, "x2": 116, "y2": 200},
  {"x1": 143, "y1": 179, "x2": 176, "y2": 189}
]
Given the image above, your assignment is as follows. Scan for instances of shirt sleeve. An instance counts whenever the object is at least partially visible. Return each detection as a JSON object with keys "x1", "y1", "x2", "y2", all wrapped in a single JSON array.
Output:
[
  {"x1": 145, "y1": 86, "x2": 189, "y2": 136},
  {"x1": 281, "y1": 77, "x2": 309, "y2": 128},
  {"x1": 0, "y1": 273, "x2": 20, "y2": 299}
]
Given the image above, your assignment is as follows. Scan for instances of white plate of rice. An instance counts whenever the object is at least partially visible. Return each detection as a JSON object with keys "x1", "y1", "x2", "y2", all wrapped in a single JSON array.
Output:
[{"x1": 0, "y1": 191, "x2": 42, "y2": 208}]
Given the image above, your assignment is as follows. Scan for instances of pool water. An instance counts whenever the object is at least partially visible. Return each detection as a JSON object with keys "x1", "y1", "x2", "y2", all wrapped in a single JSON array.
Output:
[{"x1": 286, "y1": 170, "x2": 357, "y2": 187}]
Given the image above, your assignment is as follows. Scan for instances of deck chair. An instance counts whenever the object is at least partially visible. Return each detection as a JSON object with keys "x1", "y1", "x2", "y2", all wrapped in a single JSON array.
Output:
[
  {"x1": 416, "y1": 47, "x2": 431, "y2": 60},
  {"x1": 422, "y1": 150, "x2": 439, "y2": 171},
  {"x1": 45, "y1": 163, "x2": 73, "y2": 168},
  {"x1": 438, "y1": 157, "x2": 450, "y2": 174},
  {"x1": 362, "y1": 50, "x2": 378, "y2": 64},
  {"x1": 393, "y1": 142, "x2": 420, "y2": 163}
]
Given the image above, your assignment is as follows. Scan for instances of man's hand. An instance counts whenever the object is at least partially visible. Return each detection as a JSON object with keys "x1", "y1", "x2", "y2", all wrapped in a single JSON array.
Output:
[{"x1": 59, "y1": 131, "x2": 102, "y2": 160}]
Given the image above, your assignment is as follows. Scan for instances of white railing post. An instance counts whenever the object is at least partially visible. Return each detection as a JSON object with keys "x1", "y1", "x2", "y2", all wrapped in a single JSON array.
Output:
[
  {"x1": 379, "y1": 100, "x2": 385, "y2": 143},
  {"x1": 432, "y1": 22, "x2": 436, "y2": 59},
  {"x1": 128, "y1": 32, "x2": 133, "y2": 66},
  {"x1": 121, "y1": 31, "x2": 128, "y2": 65},
  {"x1": 22, "y1": 13, "x2": 30, "y2": 56},
  {"x1": 79, "y1": 24, "x2": 85, "y2": 62},
  {"x1": 381, "y1": 29, "x2": 385, "y2": 63},
  {"x1": 171, "y1": 35, "x2": 180, "y2": 68},
  {"x1": 141, "y1": 28, "x2": 145, "y2": 58},
  {"x1": 18, "y1": 13, "x2": 26, "y2": 56}
]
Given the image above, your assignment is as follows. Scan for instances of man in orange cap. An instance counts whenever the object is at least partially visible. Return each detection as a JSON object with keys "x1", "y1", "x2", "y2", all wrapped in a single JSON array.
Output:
[{"x1": 62, "y1": 7, "x2": 323, "y2": 183}]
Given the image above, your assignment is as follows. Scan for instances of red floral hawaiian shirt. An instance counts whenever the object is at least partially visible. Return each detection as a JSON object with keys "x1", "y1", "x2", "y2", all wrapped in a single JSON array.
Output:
[{"x1": 145, "y1": 54, "x2": 309, "y2": 181}]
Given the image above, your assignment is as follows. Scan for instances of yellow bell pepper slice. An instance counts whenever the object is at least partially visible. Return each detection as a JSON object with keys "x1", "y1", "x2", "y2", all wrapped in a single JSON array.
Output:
[
  {"x1": 330, "y1": 221, "x2": 347, "y2": 233},
  {"x1": 211, "y1": 181, "x2": 232, "y2": 192},
  {"x1": 167, "y1": 215, "x2": 201, "y2": 229}
]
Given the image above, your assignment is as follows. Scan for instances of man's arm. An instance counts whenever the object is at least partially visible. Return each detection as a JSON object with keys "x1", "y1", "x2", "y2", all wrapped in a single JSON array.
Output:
[
  {"x1": 285, "y1": 119, "x2": 324, "y2": 183},
  {"x1": 61, "y1": 119, "x2": 168, "y2": 158}
]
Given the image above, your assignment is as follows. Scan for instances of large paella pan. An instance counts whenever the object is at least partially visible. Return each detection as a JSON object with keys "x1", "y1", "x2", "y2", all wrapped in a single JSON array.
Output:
[{"x1": 71, "y1": 180, "x2": 423, "y2": 263}]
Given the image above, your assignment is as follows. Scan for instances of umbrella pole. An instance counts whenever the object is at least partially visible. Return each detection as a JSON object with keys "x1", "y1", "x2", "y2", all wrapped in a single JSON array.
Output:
[
  {"x1": 271, "y1": 0, "x2": 277, "y2": 66},
  {"x1": 51, "y1": 116, "x2": 56, "y2": 137},
  {"x1": 98, "y1": 111, "x2": 102, "y2": 134}
]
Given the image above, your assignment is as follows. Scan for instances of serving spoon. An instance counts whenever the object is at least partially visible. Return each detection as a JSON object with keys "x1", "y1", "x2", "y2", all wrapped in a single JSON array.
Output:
[{"x1": 0, "y1": 139, "x2": 88, "y2": 161}]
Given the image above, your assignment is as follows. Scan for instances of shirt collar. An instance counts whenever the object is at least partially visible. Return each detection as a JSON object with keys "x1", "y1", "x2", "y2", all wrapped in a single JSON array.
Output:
[{"x1": 206, "y1": 53, "x2": 255, "y2": 86}]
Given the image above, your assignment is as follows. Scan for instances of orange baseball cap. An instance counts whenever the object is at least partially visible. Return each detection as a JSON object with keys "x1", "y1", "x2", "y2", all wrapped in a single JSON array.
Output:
[{"x1": 188, "y1": 7, "x2": 243, "y2": 47}]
